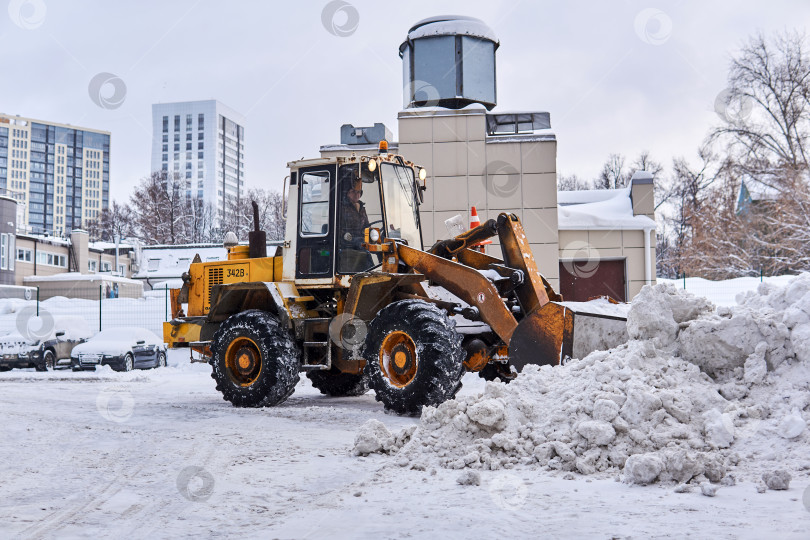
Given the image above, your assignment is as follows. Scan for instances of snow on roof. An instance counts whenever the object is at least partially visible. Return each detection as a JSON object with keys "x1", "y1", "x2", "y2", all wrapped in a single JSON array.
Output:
[
  {"x1": 557, "y1": 189, "x2": 619, "y2": 206},
  {"x1": 18, "y1": 234, "x2": 71, "y2": 246},
  {"x1": 558, "y1": 187, "x2": 656, "y2": 231},
  {"x1": 133, "y1": 246, "x2": 227, "y2": 280},
  {"x1": 23, "y1": 272, "x2": 141, "y2": 284},
  {"x1": 406, "y1": 16, "x2": 499, "y2": 44},
  {"x1": 485, "y1": 133, "x2": 556, "y2": 143},
  {"x1": 320, "y1": 143, "x2": 400, "y2": 152},
  {"x1": 397, "y1": 103, "x2": 488, "y2": 116},
  {"x1": 89, "y1": 240, "x2": 135, "y2": 251}
]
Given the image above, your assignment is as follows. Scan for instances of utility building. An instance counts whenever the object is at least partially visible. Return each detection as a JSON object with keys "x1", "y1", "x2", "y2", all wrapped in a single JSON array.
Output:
[{"x1": 320, "y1": 15, "x2": 656, "y2": 301}]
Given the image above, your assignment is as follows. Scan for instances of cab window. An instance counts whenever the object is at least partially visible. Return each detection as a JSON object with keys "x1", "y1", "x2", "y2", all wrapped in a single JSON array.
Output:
[{"x1": 300, "y1": 171, "x2": 331, "y2": 236}]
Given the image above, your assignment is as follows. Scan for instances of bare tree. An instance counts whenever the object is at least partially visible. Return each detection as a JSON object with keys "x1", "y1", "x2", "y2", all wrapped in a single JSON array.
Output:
[
  {"x1": 87, "y1": 201, "x2": 135, "y2": 242},
  {"x1": 185, "y1": 199, "x2": 218, "y2": 244},
  {"x1": 596, "y1": 153, "x2": 629, "y2": 189},
  {"x1": 712, "y1": 31, "x2": 810, "y2": 186},
  {"x1": 655, "y1": 144, "x2": 726, "y2": 277},
  {"x1": 220, "y1": 187, "x2": 286, "y2": 242},
  {"x1": 557, "y1": 173, "x2": 593, "y2": 191},
  {"x1": 129, "y1": 171, "x2": 189, "y2": 245}
]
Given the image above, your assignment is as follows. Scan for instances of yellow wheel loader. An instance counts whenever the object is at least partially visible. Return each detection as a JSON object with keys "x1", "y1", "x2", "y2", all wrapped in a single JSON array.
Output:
[{"x1": 164, "y1": 145, "x2": 627, "y2": 414}]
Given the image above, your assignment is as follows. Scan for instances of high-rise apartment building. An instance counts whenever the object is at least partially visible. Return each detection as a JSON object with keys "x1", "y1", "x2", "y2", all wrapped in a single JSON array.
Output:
[
  {"x1": 150, "y1": 100, "x2": 245, "y2": 221},
  {"x1": 0, "y1": 113, "x2": 110, "y2": 235}
]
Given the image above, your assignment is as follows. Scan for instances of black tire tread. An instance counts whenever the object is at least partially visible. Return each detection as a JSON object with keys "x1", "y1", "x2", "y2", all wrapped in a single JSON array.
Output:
[
  {"x1": 362, "y1": 299, "x2": 464, "y2": 415},
  {"x1": 210, "y1": 310, "x2": 300, "y2": 407}
]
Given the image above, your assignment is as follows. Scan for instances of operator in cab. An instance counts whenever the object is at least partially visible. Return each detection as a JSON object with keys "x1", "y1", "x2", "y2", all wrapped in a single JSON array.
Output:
[{"x1": 339, "y1": 178, "x2": 373, "y2": 272}]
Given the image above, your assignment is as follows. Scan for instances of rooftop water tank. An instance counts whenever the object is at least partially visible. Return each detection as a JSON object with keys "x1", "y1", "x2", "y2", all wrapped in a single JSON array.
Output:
[{"x1": 400, "y1": 15, "x2": 499, "y2": 110}]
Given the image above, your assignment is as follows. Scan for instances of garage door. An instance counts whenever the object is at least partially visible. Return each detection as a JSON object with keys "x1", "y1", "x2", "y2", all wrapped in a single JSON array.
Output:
[{"x1": 559, "y1": 259, "x2": 626, "y2": 302}]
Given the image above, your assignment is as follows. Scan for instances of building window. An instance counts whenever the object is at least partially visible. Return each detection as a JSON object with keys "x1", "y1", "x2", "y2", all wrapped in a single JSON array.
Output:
[
  {"x1": 162, "y1": 116, "x2": 168, "y2": 132},
  {"x1": 186, "y1": 133, "x2": 192, "y2": 141},
  {"x1": 16, "y1": 248, "x2": 32, "y2": 262},
  {"x1": 198, "y1": 151, "x2": 204, "y2": 159},
  {"x1": 174, "y1": 115, "x2": 180, "y2": 131},
  {"x1": 198, "y1": 142, "x2": 204, "y2": 150},
  {"x1": 198, "y1": 132, "x2": 204, "y2": 140},
  {"x1": 198, "y1": 113, "x2": 204, "y2": 130},
  {"x1": 35, "y1": 251, "x2": 66, "y2": 267},
  {"x1": 0, "y1": 234, "x2": 7, "y2": 270},
  {"x1": 186, "y1": 143, "x2": 191, "y2": 151},
  {"x1": 89, "y1": 260, "x2": 97, "y2": 272},
  {"x1": 186, "y1": 114, "x2": 192, "y2": 130},
  {"x1": 9, "y1": 236, "x2": 14, "y2": 271}
]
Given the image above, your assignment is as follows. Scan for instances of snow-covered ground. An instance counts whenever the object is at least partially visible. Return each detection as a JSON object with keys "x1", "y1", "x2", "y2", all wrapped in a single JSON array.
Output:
[
  {"x1": 2, "y1": 275, "x2": 810, "y2": 538},
  {"x1": 0, "y1": 350, "x2": 808, "y2": 539},
  {"x1": 659, "y1": 274, "x2": 798, "y2": 307}
]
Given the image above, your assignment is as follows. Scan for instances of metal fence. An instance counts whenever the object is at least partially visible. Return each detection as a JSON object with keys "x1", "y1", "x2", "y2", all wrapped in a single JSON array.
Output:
[{"x1": 0, "y1": 285, "x2": 171, "y2": 339}]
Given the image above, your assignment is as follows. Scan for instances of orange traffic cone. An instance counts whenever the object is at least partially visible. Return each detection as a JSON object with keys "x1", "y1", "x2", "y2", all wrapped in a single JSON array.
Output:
[{"x1": 470, "y1": 206, "x2": 492, "y2": 253}]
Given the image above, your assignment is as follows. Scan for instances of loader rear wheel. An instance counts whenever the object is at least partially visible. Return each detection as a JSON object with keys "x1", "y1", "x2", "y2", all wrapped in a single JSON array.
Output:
[
  {"x1": 306, "y1": 367, "x2": 368, "y2": 397},
  {"x1": 210, "y1": 310, "x2": 300, "y2": 408},
  {"x1": 362, "y1": 300, "x2": 464, "y2": 415}
]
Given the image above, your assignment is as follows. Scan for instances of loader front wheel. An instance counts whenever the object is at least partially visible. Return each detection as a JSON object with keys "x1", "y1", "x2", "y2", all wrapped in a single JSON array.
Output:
[
  {"x1": 362, "y1": 300, "x2": 464, "y2": 415},
  {"x1": 210, "y1": 310, "x2": 300, "y2": 407}
]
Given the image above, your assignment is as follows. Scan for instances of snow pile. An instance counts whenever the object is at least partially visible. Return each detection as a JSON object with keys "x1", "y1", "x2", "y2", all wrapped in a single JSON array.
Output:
[{"x1": 355, "y1": 275, "x2": 810, "y2": 486}]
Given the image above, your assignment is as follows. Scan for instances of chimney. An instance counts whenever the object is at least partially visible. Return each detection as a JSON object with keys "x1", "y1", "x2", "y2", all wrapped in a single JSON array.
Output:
[
  {"x1": 630, "y1": 171, "x2": 655, "y2": 220},
  {"x1": 70, "y1": 229, "x2": 89, "y2": 274}
]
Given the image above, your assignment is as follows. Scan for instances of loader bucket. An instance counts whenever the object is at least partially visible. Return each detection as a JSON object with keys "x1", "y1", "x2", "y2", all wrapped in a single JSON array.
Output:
[{"x1": 507, "y1": 302, "x2": 628, "y2": 372}]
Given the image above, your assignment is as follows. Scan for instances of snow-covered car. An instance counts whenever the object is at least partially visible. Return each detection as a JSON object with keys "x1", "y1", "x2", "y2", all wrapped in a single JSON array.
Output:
[
  {"x1": 70, "y1": 328, "x2": 167, "y2": 372},
  {"x1": 0, "y1": 316, "x2": 92, "y2": 371}
]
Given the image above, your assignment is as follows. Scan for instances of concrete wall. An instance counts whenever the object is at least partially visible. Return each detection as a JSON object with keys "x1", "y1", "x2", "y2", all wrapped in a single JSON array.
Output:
[{"x1": 397, "y1": 107, "x2": 560, "y2": 288}]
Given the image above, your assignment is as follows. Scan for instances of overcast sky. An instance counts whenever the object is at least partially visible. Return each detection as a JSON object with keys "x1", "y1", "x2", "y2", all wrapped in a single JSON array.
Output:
[{"x1": 1, "y1": 0, "x2": 807, "y2": 202}]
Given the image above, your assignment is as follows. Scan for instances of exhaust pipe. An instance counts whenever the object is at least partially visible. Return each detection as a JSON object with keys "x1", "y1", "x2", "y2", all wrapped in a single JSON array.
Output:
[{"x1": 248, "y1": 200, "x2": 267, "y2": 259}]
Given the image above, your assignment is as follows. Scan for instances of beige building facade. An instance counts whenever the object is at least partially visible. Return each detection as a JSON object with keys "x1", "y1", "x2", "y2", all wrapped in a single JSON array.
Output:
[{"x1": 14, "y1": 230, "x2": 135, "y2": 287}]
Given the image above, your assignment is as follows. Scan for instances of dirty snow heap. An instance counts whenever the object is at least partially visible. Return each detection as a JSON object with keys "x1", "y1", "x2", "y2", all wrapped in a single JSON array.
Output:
[{"x1": 354, "y1": 275, "x2": 810, "y2": 487}]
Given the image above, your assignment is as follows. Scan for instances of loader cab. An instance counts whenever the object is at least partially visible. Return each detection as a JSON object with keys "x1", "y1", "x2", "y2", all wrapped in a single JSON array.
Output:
[{"x1": 284, "y1": 154, "x2": 425, "y2": 283}]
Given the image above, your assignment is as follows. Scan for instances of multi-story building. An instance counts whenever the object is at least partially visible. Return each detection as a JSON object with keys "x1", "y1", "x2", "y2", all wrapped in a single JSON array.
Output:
[
  {"x1": 0, "y1": 113, "x2": 109, "y2": 235},
  {"x1": 150, "y1": 100, "x2": 245, "y2": 222}
]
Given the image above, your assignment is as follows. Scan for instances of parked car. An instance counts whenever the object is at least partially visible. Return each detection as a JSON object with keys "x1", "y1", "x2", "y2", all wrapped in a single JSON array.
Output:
[
  {"x1": 0, "y1": 316, "x2": 92, "y2": 371},
  {"x1": 70, "y1": 328, "x2": 167, "y2": 372}
]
